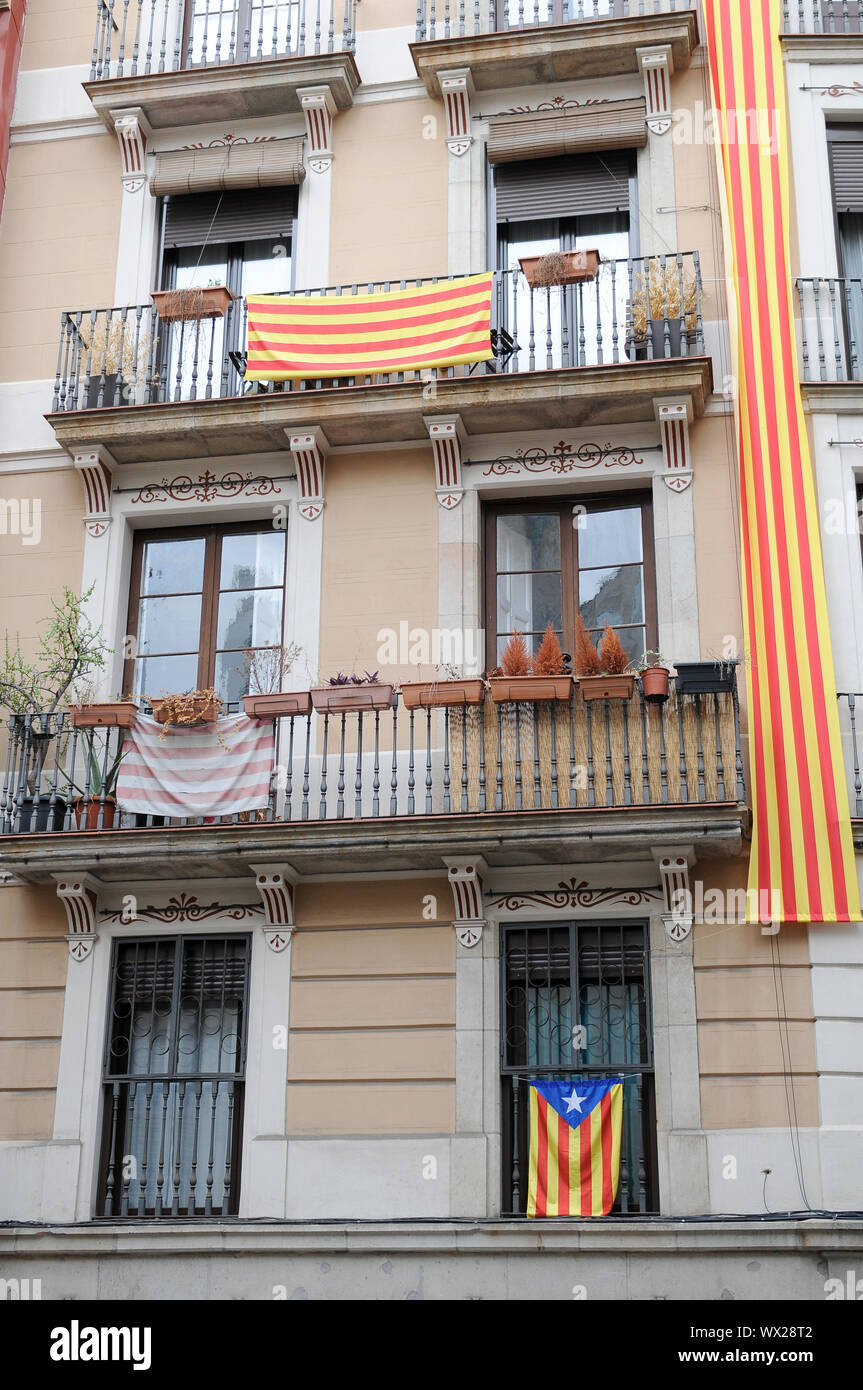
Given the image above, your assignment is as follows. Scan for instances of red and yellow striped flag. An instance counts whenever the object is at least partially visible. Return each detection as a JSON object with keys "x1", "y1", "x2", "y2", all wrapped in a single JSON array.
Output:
[
  {"x1": 244, "y1": 272, "x2": 495, "y2": 380},
  {"x1": 703, "y1": 0, "x2": 860, "y2": 922},
  {"x1": 526, "y1": 1079, "x2": 623, "y2": 1217}
]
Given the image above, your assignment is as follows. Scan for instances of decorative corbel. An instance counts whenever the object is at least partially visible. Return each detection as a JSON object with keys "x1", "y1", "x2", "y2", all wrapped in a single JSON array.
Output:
[
  {"x1": 652, "y1": 847, "x2": 695, "y2": 942},
  {"x1": 443, "y1": 856, "x2": 486, "y2": 947},
  {"x1": 70, "y1": 446, "x2": 115, "y2": 537},
  {"x1": 53, "y1": 873, "x2": 100, "y2": 961},
  {"x1": 439, "y1": 68, "x2": 474, "y2": 156},
  {"x1": 299, "y1": 86, "x2": 336, "y2": 173},
  {"x1": 251, "y1": 864, "x2": 299, "y2": 952},
  {"x1": 110, "y1": 107, "x2": 151, "y2": 192},
  {"x1": 424, "y1": 414, "x2": 465, "y2": 510},
  {"x1": 287, "y1": 427, "x2": 329, "y2": 521},
  {"x1": 637, "y1": 46, "x2": 673, "y2": 136},
  {"x1": 655, "y1": 398, "x2": 693, "y2": 493}
]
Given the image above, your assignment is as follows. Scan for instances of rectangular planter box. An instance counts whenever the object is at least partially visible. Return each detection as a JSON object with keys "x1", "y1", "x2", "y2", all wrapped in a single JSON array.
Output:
[
  {"x1": 150, "y1": 696, "x2": 221, "y2": 725},
  {"x1": 151, "y1": 286, "x2": 235, "y2": 322},
  {"x1": 16, "y1": 794, "x2": 67, "y2": 832},
  {"x1": 519, "y1": 249, "x2": 600, "y2": 288},
  {"x1": 673, "y1": 662, "x2": 736, "y2": 695},
  {"x1": 69, "y1": 702, "x2": 138, "y2": 729},
  {"x1": 489, "y1": 675, "x2": 573, "y2": 703},
  {"x1": 243, "y1": 691, "x2": 312, "y2": 719},
  {"x1": 310, "y1": 684, "x2": 394, "y2": 714},
  {"x1": 399, "y1": 678, "x2": 485, "y2": 709},
  {"x1": 578, "y1": 674, "x2": 636, "y2": 702}
]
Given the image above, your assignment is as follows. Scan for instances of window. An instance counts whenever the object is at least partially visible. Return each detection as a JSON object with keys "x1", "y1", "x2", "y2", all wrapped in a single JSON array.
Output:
[
  {"x1": 828, "y1": 127, "x2": 863, "y2": 367},
  {"x1": 183, "y1": 0, "x2": 302, "y2": 65},
  {"x1": 99, "y1": 935, "x2": 250, "y2": 1218},
  {"x1": 485, "y1": 495, "x2": 655, "y2": 668},
  {"x1": 126, "y1": 522, "x2": 287, "y2": 704},
  {"x1": 501, "y1": 920, "x2": 657, "y2": 1215}
]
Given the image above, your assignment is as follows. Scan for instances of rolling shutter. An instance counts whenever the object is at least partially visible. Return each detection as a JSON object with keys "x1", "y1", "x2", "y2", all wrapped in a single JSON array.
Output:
[
  {"x1": 162, "y1": 186, "x2": 299, "y2": 248},
  {"x1": 828, "y1": 130, "x2": 863, "y2": 213},
  {"x1": 494, "y1": 151, "x2": 634, "y2": 223},
  {"x1": 487, "y1": 98, "x2": 647, "y2": 165}
]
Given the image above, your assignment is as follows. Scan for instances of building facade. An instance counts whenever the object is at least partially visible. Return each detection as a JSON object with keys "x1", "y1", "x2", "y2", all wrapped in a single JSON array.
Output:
[{"x1": 0, "y1": 0, "x2": 861, "y2": 1299}]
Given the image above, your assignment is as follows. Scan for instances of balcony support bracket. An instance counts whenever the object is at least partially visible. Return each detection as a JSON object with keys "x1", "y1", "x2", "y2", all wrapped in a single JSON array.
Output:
[
  {"x1": 53, "y1": 872, "x2": 100, "y2": 961},
  {"x1": 638, "y1": 46, "x2": 673, "y2": 137},
  {"x1": 652, "y1": 846, "x2": 695, "y2": 942},
  {"x1": 299, "y1": 86, "x2": 336, "y2": 173},
  {"x1": 251, "y1": 863, "x2": 299, "y2": 952},
  {"x1": 424, "y1": 413, "x2": 465, "y2": 509},
  {"x1": 70, "y1": 445, "x2": 116, "y2": 538},
  {"x1": 110, "y1": 107, "x2": 152, "y2": 192},
  {"x1": 287, "y1": 426, "x2": 329, "y2": 520},
  {"x1": 444, "y1": 855, "x2": 486, "y2": 947},
  {"x1": 439, "y1": 68, "x2": 474, "y2": 156},
  {"x1": 655, "y1": 397, "x2": 693, "y2": 492}
]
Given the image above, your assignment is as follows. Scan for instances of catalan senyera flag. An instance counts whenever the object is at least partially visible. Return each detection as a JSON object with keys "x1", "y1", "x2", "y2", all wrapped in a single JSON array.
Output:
[
  {"x1": 526, "y1": 1078, "x2": 622, "y2": 1218},
  {"x1": 703, "y1": 0, "x2": 861, "y2": 923},
  {"x1": 244, "y1": 272, "x2": 495, "y2": 380}
]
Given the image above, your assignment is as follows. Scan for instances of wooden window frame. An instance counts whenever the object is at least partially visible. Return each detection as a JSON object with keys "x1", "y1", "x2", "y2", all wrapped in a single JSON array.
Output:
[
  {"x1": 124, "y1": 519, "x2": 288, "y2": 701},
  {"x1": 483, "y1": 492, "x2": 657, "y2": 671}
]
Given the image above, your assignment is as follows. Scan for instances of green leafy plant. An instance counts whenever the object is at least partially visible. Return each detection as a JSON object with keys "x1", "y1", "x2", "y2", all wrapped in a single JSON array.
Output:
[
  {"x1": 64, "y1": 730, "x2": 128, "y2": 800},
  {"x1": 0, "y1": 585, "x2": 109, "y2": 717},
  {"x1": 632, "y1": 649, "x2": 667, "y2": 673}
]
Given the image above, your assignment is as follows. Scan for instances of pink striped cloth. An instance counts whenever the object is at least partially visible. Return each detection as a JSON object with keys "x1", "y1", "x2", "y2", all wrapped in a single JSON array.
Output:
[{"x1": 116, "y1": 714, "x2": 275, "y2": 818}]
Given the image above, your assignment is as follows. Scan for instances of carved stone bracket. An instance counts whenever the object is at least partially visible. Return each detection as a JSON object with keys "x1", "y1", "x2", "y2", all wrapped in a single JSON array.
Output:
[
  {"x1": 53, "y1": 873, "x2": 100, "y2": 961},
  {"x1": 110, "y1": 107, "x2": 151, "y2": 192},
  {"x1": 70, "y1": 445, "x2": 115, "y2": 537},
  {"x1": 652, "y1": 846, "x2": 695, "y2": 942},
  {"x1": 638, "y1": 46, "x2": 673, "y2": 136},
  {"x1": 444, "y1": 856, "x2": 486, "y2": 947},
  {"x1": 299, "y1": 86, "x2": 336, "y2": 172},
  {"x1": 439, "y1": 68, "x2": 474, "y2": 156},
  {"x1": 251, "y1": 864, "x2": 299, "y2": 952},
  {"x1": 424, "y1": 413, "x2": 465, "y2": 510},
  {"x1": 287, "y1": 427, "x2": 329, "y2": 520},
  {"x1": 655, "y1": 398, "x2": 693, "y2": 493}
]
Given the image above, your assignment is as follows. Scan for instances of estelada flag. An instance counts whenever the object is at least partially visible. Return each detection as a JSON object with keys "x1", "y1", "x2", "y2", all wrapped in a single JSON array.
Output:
[
  {"x1": 527, "y1": 1078, "x2": 623, "y2": 1218},
  {"x1": 244, "y1": 272, "x2": 495, "y2": 381}
]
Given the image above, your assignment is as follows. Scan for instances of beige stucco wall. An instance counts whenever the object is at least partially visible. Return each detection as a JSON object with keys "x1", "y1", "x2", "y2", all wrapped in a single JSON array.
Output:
[
  {"x1": 671, "y1": 61, "x2": 728, "y2": 319},
  {"x1": 357, "y1": 0, "x2": 417, "y2": 29},
  {"x1": 0, "y1": 468, "x2": 85, "y2": 649},
  {"x1": 694, "y1": 858, "x2": 818, "y2": 1129},
  {"x1": 0, "y1": 885, "x2": 67, "y2": 1140},
  {"x1": 287, "y1": 878, "x2": 455, "y2": 1134},
  {"x1": 329, "y1": 99, "x2": 448, "y2": 286},
  {"x1": 691, "y1": 413, "x2": 744, "y2": 664},
  {"x1": 0, "y1": 135, "x2": 122, "y2": 383},
  {"x1": 19, "y1": 0, "x2": 97, "y2": 70}
]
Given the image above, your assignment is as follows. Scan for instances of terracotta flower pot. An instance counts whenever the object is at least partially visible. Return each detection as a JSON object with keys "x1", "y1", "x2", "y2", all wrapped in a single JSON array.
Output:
[
  {"x1": 640, "y1": 667, "x2": 670, "y2": 701},
  {"x1": 578, "y1": 674, "x2": 636, "y2": 702},
  {"x1": 310, "y1": 684, "x2": 395, "y2": 714},
  {"x1": 489, "y1": 675, "x2": 573, "y2": 703},
  {"x1": 243, "y1": 691, "x2": 312, "y2": 720},
  {"x1": 69, "y1": 701, "x2": 138, "y2": 729},
  {"x1": 399, "y1": 679, "x2": 485, "y2": 709},
  {"x1": 73, "y1": 795, "x2": 116, "y2": 830},
  {"x1": 519, "y1": 249, "x2": 600, "y2": 288},
  {"x1": 151, "y1": 286, "x2": 235, "y2": 322},
  {"x1": 150, "y1": 695, "x2": 221, "y2": 725}
]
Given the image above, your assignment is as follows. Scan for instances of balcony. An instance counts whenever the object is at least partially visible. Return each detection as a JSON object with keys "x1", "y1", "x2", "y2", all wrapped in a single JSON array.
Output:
[
  {"x1": 46, "y1": 257, "x2": 712, "y2": 462},
  {"x1": 796, "y1": 277, "x2": 863, "y2": 390},
  {"x1": 0, "y1": 679, "x2": 746, "y2": 883},
  {"x1": 85, "y1": 0, "x2": 359, "y2": 131},
  {"x1": 782, "y1": 0, "x2": 863, "y2": 34},
  {"x1": 411, "y1": 2, "x2": 699, "y2": 97}
]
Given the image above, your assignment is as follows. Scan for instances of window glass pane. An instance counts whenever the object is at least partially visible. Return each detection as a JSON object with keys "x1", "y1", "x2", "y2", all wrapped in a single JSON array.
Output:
[
  {"x1": 137, "y1": 594, "x2": 203, "y2": 655},
  {"x1": 220, "y1": 530, "x2": 285, "y2": 589},
  {"x1": 135, "y1": 654, "x2": 200, "y2": 698},
  {"x1": 497, "y1": 572, "x2": 562, "y2": 638},
  {"x1": 579, "y1": 565, "x2": 644, "y2": 630},
  {"x1": 216, "y1": 589, "x2": 283, "y2": 650},
  {"x1": 140, "y1": 538, "x2": 206, "y2": 596},
  {"x1": 578, "y1": 507, "x2": 643, "y2": 568},
  {"x1": 497, "y1": 513, "x2": 560, "y2": 571},
  {"x1": 240, "y1": 238, "x2": 293, "y2": 295},
  {"x1": 214, "y1": 651, "x2": 252, "y2": 704}
]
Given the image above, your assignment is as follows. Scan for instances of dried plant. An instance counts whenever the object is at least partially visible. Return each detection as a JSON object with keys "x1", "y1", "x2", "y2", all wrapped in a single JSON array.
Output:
[
  {"x1": 631, "y1": 257, "x2": 698, "y2": 337},
  {"x1": 154, "y1": 287, "x2": 211, "y2": 323},
  {"x1": 500, "y1": 631, "x2": 532, "y2": 677},
  {"x1": 78, "y1": 313, "x2": 153, "y2": 379},
  {"x1": 573, "y1": 615, "x2": 600, "y2": 677},
  {"x1": 598, "y1": 624, "x2": 631, "y2": 676},
  {"x1": 531, "y1": 622, "x2": 567, "y2": 677},
  {"x1": 144, "y1": 688, "x2": 222, "y2": 741},
  {"x1": 528, "y1": 252, "x2": 576, "y2": 288},
  {"x1": 241, "y1": 642, "x2": 303, "y2": 695}
]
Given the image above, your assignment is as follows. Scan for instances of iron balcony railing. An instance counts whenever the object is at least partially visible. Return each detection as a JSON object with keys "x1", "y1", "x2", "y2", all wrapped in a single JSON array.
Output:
[
  {"x1": 0, "y1": 678, "x2": 743, "y2": 836},
  {"x1": 782, "y1": 0, "x2": 863, "y2": 33},
  {"x1": 52, "y1": 254, "x2": 705, "y2": 413},
  {"x1": 415, "y1": 0, "x2": 692, "y2": 44},
  {"x1": 796, "y1": 277, "x2": 863, "y2": 383},
  {"x1": 837, "y1": 693, "x2": 863, "y2": 819},
  {"x1": 91, "y1": 0, "x2": 357, "y2": 80}
]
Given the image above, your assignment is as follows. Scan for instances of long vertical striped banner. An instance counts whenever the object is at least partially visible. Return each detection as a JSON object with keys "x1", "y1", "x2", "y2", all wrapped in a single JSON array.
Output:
[{"x1": 703, "y1": 0, "x2": 860, "y2": 923}]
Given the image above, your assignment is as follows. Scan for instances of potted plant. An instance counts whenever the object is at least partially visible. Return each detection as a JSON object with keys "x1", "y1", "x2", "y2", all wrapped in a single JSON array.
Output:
[
  {"x1": 147, "y1": 689, "x2": 222, "y2": 731},
  {"x1": 310, "y1": 671, "x2": 395, "y2": 713},
  {"x1": 631, "y1": 256, "x2": 697, "y2": 359},
  {"x1": 64, "y1": 729, "x2": 128, "y2": 830},
  {"x1": 151, "y1": 282, "x2": 235, "y2": 323},
  {"x1": 674, "y1": 658, "x2": 737, "y2": 694},
  {"x1": 77, "y1": 312, "x2": 154, "y2": 409},
  {"x1": 0, "y1": 586, "x2": 111, "y2": 831},
  {"x1": 490, "y1": 626, "x2": 574, "y2": 703},
  {"x1": 574, "y1": 618, "x2": 635, "y2": 701},
  {"x1": 519, "y1": 249, "x2": 601, "y2": 289},
  {"x1": 399, "y1": 663, "x2": 485, "y2": 710},
  {"x1": 241, "y1": 642, "x2": 311, "y2": 719},
  {"x1": 69, "y1": 697, "x2": 138, "y2": 728},
  {"x1": 634, "y1": 651, "x2": 670, "y2": 702}
]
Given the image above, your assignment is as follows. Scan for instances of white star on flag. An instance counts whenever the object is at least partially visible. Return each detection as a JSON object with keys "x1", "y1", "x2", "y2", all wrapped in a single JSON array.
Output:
[{"x1": 563, "y1": 1088, "x2": 586, "y2": 1114}]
